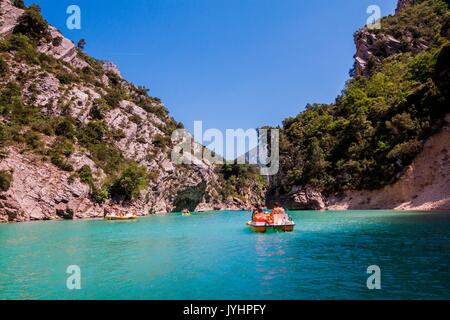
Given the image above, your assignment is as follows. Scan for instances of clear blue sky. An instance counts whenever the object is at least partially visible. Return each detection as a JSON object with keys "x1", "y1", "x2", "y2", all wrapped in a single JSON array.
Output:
[{"x1": 27, "y1": 0, "x2": 396, "y2": 136}]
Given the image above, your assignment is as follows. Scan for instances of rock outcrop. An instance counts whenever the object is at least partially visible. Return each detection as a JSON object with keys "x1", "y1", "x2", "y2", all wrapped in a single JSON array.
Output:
[
  {"x1": 0, "y1": 148, "x2": 95, "y2": 222},
  {"x1": 353, "y1": 31, "x2": 403, "y2": 77},
  {"x1": 0, "y1": 0, "x2": 22, "y2": 36},
  {"x1": 102, "y1": 61, "x2": 121, "y2": 78},
  {"x1": 38, "y1": 26, "x2": 88, "y2": 69},
  {"x1": 353, "y1": 0, "x2": 438, "y2": 77},
  {"x1": 269, "y1": 186, "x2": 326, "y2": 211}
]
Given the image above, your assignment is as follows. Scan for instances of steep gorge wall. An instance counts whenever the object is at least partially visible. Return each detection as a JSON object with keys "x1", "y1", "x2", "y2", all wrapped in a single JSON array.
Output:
[
  {"x1": 270, "y1": 0, "x2": 450, "y2": 211},
  {"x1": 0, "y1": 0, "x2": 263, "y2": 222}
]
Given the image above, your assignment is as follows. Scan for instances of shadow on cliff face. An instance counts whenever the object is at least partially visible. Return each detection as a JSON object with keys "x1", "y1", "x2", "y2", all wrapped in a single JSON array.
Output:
[
  {"x1": 266, "y1": 186, "x2": 326, "y2": 211},
  {"x1": 173, "y1": 181, "x2": 207, "y2": 212},
  {"x1": 434, "y1": 44, "x2": 450, "y2": 99}
]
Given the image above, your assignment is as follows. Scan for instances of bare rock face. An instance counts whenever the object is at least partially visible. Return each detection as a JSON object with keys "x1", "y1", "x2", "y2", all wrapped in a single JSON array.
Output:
[
  {"x1": 69, "y1": 152, "x2": 106, "y2": 185},
  {"x1": 67, "y1": 86, "x2": 102, "y2": 123},
  {"x1": 102, "y1": 61, "x2": 122, "y2": 78},
  {"x1": 353, "y1": 0, "x2": 431, "y2": 77},
  {"x1": 0, "y1": 147, "x2": 159, "y2": 222},
  {"x1": 0, "y1": 194, "x2": 26, "y2": 223},
  {"x1": 38, "y1": 26, "x2": 88, "y2": 69},
  {"x1": 0, "y1": 149, "x2": 92, "y2": 222},
  {"x1": 29, "y1": 72, "x2": 61, "y2": 108},
  {"x1": 105, "y1": 100, "x2": 165, "y2": 164},
  {"x1": 354, "y1": 31, "x2": 403, "y2": 77},
  {"x1": 0, "y1": 0, "x2": 86, "y2": 68},
  {"x1": 275, "y1": 186, "x2": 326, "y2": 210},
  {"x1": 0, "y1": 0, "x2": 23, "y2": 36}
]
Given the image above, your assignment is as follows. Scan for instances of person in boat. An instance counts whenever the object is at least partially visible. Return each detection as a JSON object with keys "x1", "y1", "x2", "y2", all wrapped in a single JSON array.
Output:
[
  {"x1": 261, "y1": 204, "x2": 274, "y2": 225},
  {"x1": 251, "y1": 207, "x2": 258, "y2": 222},
  {"x1": 272, "y1": 202, "x2": 285, "y2": 215},
  {"x1": 253, "y1": 207, "x2": 267, "y2": 223},
  {"x1": 272, "y1": 202, "x2": 290, "y2": 225}
]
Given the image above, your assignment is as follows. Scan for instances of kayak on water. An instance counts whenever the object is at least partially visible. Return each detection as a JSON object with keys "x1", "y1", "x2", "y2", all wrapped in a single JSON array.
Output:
[
  {"x1": 104, "y1": 215, "x2": 138, "y2": 221},
  {"x1": 182, "y1": 209, "x2": 191, "y2": 216}
]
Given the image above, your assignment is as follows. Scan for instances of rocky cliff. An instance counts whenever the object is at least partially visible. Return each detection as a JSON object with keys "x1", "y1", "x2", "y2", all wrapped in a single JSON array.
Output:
[
  {"x1": 270, "y1": 0, "x2": 449, "y2": 211},
  {"x1": 354, "y1": 0, "x2": 446, "y2": 77},
  {"x1": 0, "y1": 0, "x2": 264, "y2": 222}
]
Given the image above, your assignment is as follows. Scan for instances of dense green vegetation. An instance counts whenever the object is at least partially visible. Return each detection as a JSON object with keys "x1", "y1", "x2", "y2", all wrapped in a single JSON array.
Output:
[
  {"x1": 0, "y1": 170, "x2": 13, "y2": 192},
  {"x1": 110, "y1": 164, "x2": 148, "y2": 201},
  {"x1": 217, "y1": 163, "x2": 266, "y2": 202},
  {"x1": 0, "y1": 56, "x2": 8, "y2": 77},
  {"x1": 12, "y1": 0, "x2": 26, "y2": 9},
  {"x1": 13, "y1": 4, "x2": 49, "y2": 41},
  {"x1": 276, "y1": 0, "x2": 449, "y2": 194}
]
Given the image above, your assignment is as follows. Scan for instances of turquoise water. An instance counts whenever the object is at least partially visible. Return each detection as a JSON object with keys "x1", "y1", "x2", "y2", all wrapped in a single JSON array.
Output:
[{"x1": 0, "y1": 210, "x2": 449, "y2": 300}]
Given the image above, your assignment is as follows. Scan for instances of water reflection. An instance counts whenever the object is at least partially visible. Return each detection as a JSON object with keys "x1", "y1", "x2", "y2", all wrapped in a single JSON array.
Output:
[{"x1": 254, "y1": 234, "x2": 291, "y2": 283}]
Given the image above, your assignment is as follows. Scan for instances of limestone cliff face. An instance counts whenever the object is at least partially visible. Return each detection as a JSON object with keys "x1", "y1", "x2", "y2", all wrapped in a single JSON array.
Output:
[
  {"x1": 353, "y1": 0, "x2": 442, "y2": 77},
  {"x1": 0, "y1": 0, "x2": 262, "y2": 222},
  {"x1": 353, "y1": 31, "x2": 403, "y2": 77},
  {"x1": 0, "y1": 0, "x2": 22, "y2": 36},
  {"x1": 0, "y1": 148, "x2": 94, "y2": 223}
]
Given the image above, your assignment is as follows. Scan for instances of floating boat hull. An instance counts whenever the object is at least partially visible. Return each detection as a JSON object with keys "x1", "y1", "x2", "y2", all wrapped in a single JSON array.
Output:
[
  {"x1": 247, "y1": 221, "x2": 295, "y2": 233},
  {"x1": 105, "y1": 216, "x2": 138, "y2": 221}
]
